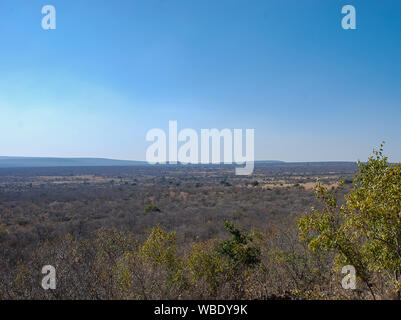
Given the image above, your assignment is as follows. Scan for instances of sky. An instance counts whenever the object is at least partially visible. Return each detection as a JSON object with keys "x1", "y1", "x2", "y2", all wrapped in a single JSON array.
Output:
[{"x1": 0, "y1": 0, "x2": 400, "y2": 162}]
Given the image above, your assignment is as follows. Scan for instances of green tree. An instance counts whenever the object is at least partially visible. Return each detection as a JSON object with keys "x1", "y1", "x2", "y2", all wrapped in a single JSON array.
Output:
[
  {"x1": 218, "y1": 221, "x2": 261, "y2": 269},
  {"x1": 298, "y1": 144, "x2": 401, "y2": 299}
]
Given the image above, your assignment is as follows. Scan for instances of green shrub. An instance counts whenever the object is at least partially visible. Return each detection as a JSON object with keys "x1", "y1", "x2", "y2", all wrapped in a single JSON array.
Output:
[
  {"x1": 143, "y1": 204, "x2": 161, "y2": 214},
  {"x1": 298, "y1": 144, "x2": 401, "y2": 299}
]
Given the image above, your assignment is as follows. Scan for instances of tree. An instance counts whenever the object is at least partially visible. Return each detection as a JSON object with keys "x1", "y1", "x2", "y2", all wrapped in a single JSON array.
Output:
[
  {"x1": 298, "y1": 144, "x2": 401, "y2": 299},
  {"x1": 218, "y1": 221, "x2": 261, "y2": 269}
]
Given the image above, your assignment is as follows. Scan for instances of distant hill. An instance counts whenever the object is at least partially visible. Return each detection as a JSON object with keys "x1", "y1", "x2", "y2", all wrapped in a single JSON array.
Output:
[
  {"x1": 0, "y1": 157, "x2": 357, "y2": 168},
  {"x1": 0, "y1": 157, "x2": 147, "y2": 168},
  {"x1": 254, "y1": 160, "x2": 285, "y2": 164},
  {"x1": 0, "y1": 157, "x2": 288, "y2": 168}
]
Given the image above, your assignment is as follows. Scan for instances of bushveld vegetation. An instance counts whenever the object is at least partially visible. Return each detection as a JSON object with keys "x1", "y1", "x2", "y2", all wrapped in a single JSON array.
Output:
[{"x1": 0, "y1": 151, "x2": 399, "y2": 299}]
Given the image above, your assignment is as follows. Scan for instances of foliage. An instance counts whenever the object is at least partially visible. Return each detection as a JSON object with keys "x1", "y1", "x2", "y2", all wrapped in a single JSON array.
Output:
[
  {"x1": 142, "y1": 205, "x2": 161, "y2": 214},
  {"x1": 217, "y1": 221, "x2": 261, "y2": 269},
  {"x1": 298, "y1": 144, "x2": 401, "y2": 299},
  {"x1": 186, "y1": 239, "x2": 227, "y2": 296}
]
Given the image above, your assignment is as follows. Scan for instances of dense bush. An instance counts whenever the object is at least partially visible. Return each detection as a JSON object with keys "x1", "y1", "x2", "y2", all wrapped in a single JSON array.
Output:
[{"x1": 2, "y1": 156, "x2": 397, "y2": 299}]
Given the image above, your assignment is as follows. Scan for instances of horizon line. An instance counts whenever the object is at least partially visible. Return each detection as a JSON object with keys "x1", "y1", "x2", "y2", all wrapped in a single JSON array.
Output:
[{"x1": 0, "y1": 155, "x2": 359, "y2": 164}]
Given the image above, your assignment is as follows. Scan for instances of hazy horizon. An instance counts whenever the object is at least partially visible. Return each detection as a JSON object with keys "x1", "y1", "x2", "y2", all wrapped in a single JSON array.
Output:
[{"x1": 0, "y1": 155, "x2": 357, "y2": 164}]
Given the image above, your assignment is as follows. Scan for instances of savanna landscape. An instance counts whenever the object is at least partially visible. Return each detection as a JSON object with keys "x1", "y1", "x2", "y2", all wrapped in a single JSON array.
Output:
[
  {"x1": 1, "y1": 148, "x2": 400, "y2": 300},
  {"x1": 1, "y1": 0, "x2": 400, "y2": 305}
]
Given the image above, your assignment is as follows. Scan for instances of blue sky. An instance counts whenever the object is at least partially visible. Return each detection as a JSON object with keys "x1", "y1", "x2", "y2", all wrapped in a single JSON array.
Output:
[{"x1": 0, "y1": 0, "x2": 400, "y2": 162}]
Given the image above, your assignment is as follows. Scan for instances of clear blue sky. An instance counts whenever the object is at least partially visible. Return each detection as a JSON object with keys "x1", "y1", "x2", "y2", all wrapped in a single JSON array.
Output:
[{"x1": 0, "y1": 0, "x2": 400, "y2": 162}]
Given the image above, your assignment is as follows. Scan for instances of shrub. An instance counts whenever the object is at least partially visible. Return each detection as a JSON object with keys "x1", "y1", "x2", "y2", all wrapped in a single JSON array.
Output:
[
  {"x1": 143, "y1": 205, "x2": 161, "y2": 214},
  {"x1": 217, "y1": 221, "x2": 261, "y2": 269},
  {"x1": 298, "y1": 144, "x2": 401, "y2": 299}
]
